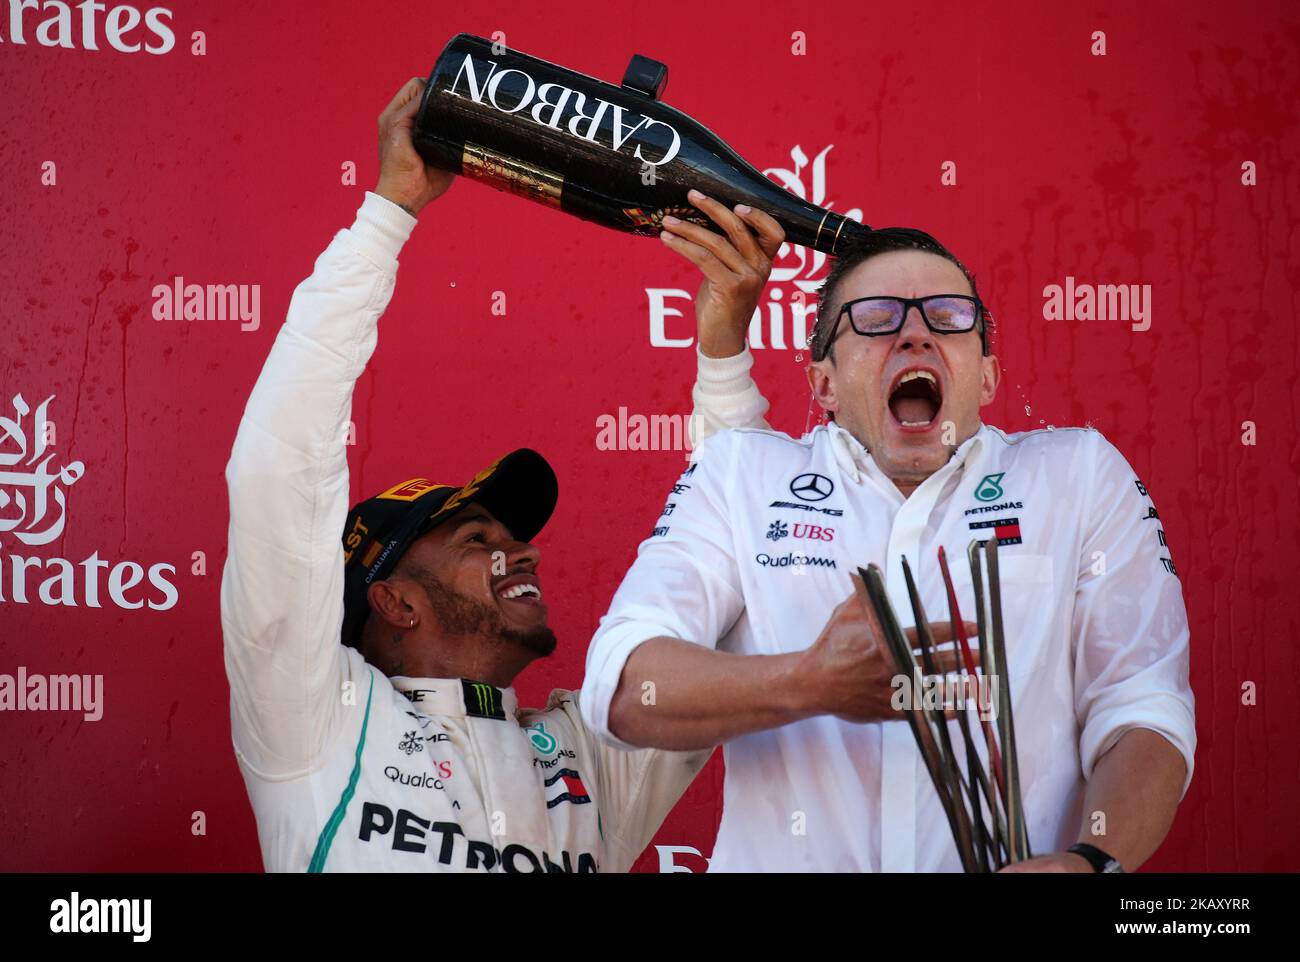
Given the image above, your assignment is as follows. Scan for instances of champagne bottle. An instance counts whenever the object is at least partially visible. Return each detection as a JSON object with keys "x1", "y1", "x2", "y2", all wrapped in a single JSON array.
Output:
[{"x1": 413, "y1": 33, "x2": 870, "y2": 254}]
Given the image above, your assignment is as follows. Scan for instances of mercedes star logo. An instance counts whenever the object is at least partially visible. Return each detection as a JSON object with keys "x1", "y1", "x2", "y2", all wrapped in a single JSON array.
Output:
[{"x1": 790, "y1": 473, "x2": 834, "y2": 502}]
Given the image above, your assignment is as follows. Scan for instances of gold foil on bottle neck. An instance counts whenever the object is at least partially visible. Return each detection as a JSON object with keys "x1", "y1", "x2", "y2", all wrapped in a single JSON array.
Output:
[
  {"x1": 831, "y1": 215, "x2": 847, "y2": 254},
  {"x1": 814, "y1": 208, "x2": 832, "y2": 251}
]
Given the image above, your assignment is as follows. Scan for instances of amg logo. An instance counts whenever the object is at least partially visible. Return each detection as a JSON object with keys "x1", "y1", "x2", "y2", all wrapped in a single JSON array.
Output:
[{"x1": 768, "y1": 500, "x2": 843, "y2": 517}]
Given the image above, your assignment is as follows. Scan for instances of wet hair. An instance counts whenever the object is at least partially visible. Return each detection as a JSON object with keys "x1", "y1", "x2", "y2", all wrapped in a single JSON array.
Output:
[{"x1": 809, "y1": 227, "x2": 991, "y2": 362}]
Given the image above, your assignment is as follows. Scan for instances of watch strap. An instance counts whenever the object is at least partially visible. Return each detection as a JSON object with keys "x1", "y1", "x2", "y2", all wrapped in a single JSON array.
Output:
[{"x1": 1068, "y1": 842, "x2": 1124, "y2": 873}]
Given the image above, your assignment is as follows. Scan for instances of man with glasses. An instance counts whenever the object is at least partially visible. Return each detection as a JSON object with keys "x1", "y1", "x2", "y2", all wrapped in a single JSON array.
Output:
[{"x1": 582, "y1": 225, "x2": 1195, "y2": 872}]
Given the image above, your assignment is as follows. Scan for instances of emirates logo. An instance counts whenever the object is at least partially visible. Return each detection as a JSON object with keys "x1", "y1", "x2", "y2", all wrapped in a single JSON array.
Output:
[{"x1": 0, "y1": 394, "x2": 84, "y2": 546}]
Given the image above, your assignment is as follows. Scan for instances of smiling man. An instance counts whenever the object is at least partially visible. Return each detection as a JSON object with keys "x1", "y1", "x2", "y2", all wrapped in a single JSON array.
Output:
[
  {"x1": 581, "y1": 224, "x2": 1196, "y2": 873},
  {"x1": 219, "y1": 79, "x2": 780, "y2": 873}
]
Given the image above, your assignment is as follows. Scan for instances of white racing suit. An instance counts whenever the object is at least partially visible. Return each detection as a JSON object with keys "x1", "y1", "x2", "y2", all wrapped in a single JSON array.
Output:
[{"x1": 220, "y1": 192, "x2": 760, "y2": 872}]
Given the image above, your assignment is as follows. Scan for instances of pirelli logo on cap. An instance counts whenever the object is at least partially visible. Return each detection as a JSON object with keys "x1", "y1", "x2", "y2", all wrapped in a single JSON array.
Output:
[
  {"x1": 439, "y1": 457, "x2": 504, "y2": 515},
  {"x1": 377, "y1": 478, "x2": 451, "y2": 502}
]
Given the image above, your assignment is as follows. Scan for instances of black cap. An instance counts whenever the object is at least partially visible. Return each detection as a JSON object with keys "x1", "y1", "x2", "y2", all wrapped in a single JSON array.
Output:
[{"x1": 340, "y1": 448, "x2": 558, "y2": 648}]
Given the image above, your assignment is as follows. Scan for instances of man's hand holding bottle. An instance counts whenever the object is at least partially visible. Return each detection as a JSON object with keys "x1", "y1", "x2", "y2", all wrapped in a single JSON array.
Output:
[
  {"x1": 659, "y1": 189, "x2": 785, "y2": 358},
  {"x1": 375, "y1": 78, "x2": 455, "y2": 217}
]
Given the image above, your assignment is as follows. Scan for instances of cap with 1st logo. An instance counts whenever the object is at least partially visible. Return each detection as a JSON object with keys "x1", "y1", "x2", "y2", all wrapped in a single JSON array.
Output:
[{"x1": 339, "y1": 449, "x2": 558, "y2": 648}]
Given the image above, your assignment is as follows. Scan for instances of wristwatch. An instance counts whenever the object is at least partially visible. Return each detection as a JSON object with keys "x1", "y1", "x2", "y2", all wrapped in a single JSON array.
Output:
[{"x1": 1067, "y1": 842, "x2": 1124, "y2": 873}]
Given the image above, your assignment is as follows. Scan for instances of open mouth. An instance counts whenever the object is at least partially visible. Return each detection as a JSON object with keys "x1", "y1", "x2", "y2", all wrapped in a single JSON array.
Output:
[
  {"x1": 494, "y1": 575, "x2": 544, "y2": 606},
  {"x1": 887, "y1": 368, "x2": 943, "y2": 431}
]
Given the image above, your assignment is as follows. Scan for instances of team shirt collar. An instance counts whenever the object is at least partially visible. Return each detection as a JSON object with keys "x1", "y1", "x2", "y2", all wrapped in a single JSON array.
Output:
[
  {"x1": 389, "y1": 675, "x2": 519, "y2": 720},
  {"x1": 825, "y1": 419, "x2": 990, "y2": 491}
]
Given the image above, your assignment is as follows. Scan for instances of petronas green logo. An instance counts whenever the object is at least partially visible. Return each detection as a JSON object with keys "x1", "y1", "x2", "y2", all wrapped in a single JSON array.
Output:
[
  {"x1": 974, "y1": 472, "x2": 1006, "y2": 502},
  {"x1": 525, "y1": 722, "x2": 558, "y2": 755}
]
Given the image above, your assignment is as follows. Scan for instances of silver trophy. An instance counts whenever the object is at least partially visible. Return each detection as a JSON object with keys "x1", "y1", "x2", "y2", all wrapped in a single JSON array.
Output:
[{"x1": 855, "y1": 538, "x2": 1030, "y2": 872}]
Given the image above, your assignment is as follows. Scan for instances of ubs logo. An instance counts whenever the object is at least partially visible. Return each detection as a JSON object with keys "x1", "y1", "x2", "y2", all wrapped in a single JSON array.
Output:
[{"x1": 789, "y1": 473, "x2": 834, "y2": 502}]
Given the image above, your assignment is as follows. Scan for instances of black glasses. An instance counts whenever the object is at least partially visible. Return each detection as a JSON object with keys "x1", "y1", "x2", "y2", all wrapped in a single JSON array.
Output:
[{"x1": 817, "y1": 295, "x2": 989, "y2": 358}]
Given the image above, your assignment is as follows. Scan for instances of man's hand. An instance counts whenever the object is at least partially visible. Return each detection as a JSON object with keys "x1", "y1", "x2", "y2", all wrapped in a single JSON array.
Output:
[
  {"x1": 998, "y1": 853, "x2": 1093, "y2": 873},
  {"x1": 795, "y1": 574, "x2": 979, "y2": 724},
  {"x1": 660, "y1": 188, "x2": 785, "y2": 358},
  {"x1": 375, "y1": 77, "x2": 454, "y2": 217}
]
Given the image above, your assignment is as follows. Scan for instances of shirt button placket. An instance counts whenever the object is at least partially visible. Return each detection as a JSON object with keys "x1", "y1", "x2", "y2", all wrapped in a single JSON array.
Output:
[{"x1": 878, "y1": 462, "x2": 957, "y2": 873}]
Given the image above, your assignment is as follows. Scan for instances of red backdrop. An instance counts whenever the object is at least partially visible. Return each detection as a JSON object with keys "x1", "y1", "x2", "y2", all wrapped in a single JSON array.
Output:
[{"x1": 1, "y1": 0, "x2": 1296, "y2": 872}]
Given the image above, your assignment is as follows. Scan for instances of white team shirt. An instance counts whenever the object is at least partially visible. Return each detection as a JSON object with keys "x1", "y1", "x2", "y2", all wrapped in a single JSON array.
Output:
[
  {"x1": 581, "y1": 398, "x2": 1196, "y2": 872},
  {"x1": 220, "y1": 192, "x2": 723, "y2": 872}
]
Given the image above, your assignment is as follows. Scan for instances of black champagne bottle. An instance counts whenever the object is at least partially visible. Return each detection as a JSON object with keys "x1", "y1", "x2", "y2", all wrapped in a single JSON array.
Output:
[{"x1": 413, "y1": 33, "x2": 869, "y2": 254}]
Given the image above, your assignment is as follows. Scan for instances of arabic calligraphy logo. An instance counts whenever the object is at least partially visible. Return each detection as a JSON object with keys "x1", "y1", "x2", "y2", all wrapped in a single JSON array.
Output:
[
  {"x1": 647, "y1": 145, "x2": 862, "y2": 351},
  {"x1": 762, "y1": 145, "x2": 864, "y2": 297},
  {"x1": 0, "y1": 394, "x2": 84, "y2": 545}
]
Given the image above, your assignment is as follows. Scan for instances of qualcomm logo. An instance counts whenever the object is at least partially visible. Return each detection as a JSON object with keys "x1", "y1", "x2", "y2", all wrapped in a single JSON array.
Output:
[
  {"x1": 0, "y1": 393, "x2": 179, "y2": 611},
  {"x1": 646, "y1": 145, "x2": 863, "y2": 350}
]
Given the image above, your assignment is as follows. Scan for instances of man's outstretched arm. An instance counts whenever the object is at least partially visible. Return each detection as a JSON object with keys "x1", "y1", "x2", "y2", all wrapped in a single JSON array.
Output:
[
  {"x1": 607, "y1": 637, "x2": 815, "y2": 750},
  {"x1": 221, "y1": 79, "x2": 452, "y2": 777},
  {"x1": 1076, "y1": 728, "x2": 1186, "y2": 868},
  {"x1": 606, "y1": 615, "x2": 979, "y2": 751}
]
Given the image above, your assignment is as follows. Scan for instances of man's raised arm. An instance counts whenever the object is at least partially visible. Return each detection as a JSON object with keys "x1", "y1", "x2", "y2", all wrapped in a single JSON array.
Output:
[
  {"x1": 689, "y1": 344, "x2": 772, "y2": 445},
  {"x1": 666, "y1": 189, "x2": 780, "y2": 445},
  {"x1": 220, "y1": 79, "x2": 451, "y2": 777}
]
